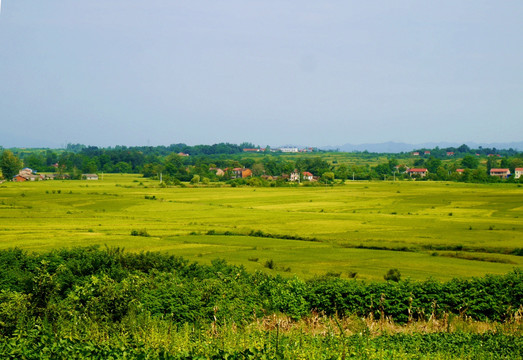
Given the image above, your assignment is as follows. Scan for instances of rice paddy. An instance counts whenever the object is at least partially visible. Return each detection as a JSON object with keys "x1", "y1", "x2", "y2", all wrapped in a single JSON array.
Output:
[{"x1": 0, "y1": 174, "x2": 521, "y2": 280}]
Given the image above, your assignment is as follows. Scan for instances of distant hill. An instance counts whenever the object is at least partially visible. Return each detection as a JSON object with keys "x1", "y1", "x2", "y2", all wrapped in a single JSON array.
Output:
[{"x1": 321, "y1": 141, "x2": 523, "y2": 153}]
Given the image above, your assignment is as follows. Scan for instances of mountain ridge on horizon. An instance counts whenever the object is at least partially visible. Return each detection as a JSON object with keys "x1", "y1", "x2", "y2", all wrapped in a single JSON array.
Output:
[{"x1": 1, "y1": 137, "x2": 522, "y2": 153}]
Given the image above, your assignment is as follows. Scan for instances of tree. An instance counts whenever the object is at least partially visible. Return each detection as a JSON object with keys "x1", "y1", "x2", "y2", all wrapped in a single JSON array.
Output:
[
  {"x1": 0, "y1": 150, "x2": 22, "y2": 180},
  {"x1": 335, "y1": 164, "x2": 349, "y2": 180},
  {"x1": 190, "y1": 175, "x2": 200, "y2": 184},
  {"x1": 251, "y1": 163, "x2": 265, "y2": 177},
  {"x1": 486, "y1": 156, "x2": 498, "y2": 174},
  {"x1": 24, "y1": 153, "x2": 45, "y2": 171},
  {"x1": 461, "y1": 155, "x2": 479, "y2": 169},
  {"x1": 425, "y1": 157, "x2": 442, "y2": 173},
  {"x1": 320, "y1": 172, "x2": 335, "y2": 184},
  {"x1": 384, "y1": 268, "x2": 401, "y2": 282}
]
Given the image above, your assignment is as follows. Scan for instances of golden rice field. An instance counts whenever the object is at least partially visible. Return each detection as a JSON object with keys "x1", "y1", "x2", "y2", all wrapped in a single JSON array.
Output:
[{"x1": 0, "y1": 174, "x2": 521, "y2": 280}]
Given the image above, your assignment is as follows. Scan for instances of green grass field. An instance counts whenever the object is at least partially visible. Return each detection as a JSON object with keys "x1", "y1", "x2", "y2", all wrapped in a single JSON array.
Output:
[{"x1": 0, "y1": 174, "x2": 521, "y2": 280}]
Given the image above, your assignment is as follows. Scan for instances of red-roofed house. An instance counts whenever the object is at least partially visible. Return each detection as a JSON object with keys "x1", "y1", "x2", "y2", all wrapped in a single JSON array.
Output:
[
  {"x1": 424, "y1": 151, "x2": 431, "y2": 155},
  {"x1": 490, "y1": 168, "x2": 510, "y2": 179},
  {"x1": 13, "y1": 175, "x2": 27, "y2": 182},
  {"x1": 412, "y1": 152, "x2": 420, "y2": 156},
  {"x1": 231, "y1": 168, "x2": 252, "y2": 178},
  {"x1": 456, "y1": 169, "x2": 464, "y2": 174},
  {"x1": 408, "y1": 168, "x2": 428, "y2": 178},
  {"x1": 302, "y1": 172, "x2": 314, "y2": 181},
  {"x1": 243, "y1": 148, "x2": 260, "y2": 152},
  {"x1": 446, "y1": 152, "x2": 454, "y2": 156},
  {"x1": 514, "y1": 168, "x2": 523, "y2": 179}
]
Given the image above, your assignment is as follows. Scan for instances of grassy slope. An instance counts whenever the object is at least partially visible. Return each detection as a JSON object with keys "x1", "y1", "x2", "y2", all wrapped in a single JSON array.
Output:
[{"x1": 0, "y1": 174, "x2": 521, "y2": 280}]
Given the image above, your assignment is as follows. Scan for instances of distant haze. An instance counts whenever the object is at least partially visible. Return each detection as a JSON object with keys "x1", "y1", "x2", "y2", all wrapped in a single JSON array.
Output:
[{"x1": 0, "y1": 1, "x2": 522, "y2": 148}]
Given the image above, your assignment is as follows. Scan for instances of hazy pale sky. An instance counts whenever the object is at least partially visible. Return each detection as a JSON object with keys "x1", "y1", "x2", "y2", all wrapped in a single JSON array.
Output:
[{"x1": 1, "y1": 1, "x2": 522, "y2": 148}]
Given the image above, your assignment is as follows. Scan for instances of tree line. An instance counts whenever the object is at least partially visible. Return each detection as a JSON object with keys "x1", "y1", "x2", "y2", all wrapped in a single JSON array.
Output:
[{"x1": 1, "y1": 143, "x2": 522, "y2": 183}]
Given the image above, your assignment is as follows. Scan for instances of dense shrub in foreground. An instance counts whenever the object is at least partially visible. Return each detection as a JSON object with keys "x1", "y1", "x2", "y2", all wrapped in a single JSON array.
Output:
[{"x1": 0, "y1": 246, "x2": 521, "y2": 331}]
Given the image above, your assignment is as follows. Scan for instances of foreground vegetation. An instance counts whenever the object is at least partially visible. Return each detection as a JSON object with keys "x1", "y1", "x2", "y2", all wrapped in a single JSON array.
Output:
[{"x1": 0, "y1": 247, "x2": 521, "y2": 359}]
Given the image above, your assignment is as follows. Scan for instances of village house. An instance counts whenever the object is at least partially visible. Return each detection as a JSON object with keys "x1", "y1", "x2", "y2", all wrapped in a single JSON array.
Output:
[
  {"x1": 489, "y1": 168, "x2": 510, "y2": 179},
  {"x1": 412, "y1": 152, "x2": 420, "y2": 156},
  {"x1": 12, "y1": 168, "x2": 43, "y2": 182},
  {"x1": 82, "y1": 174, "x2": 99, "y2": 180},
  {"x1": 230, "y1": 168, "x2": 252, "y2": 179},
  {"x1": 446, "y1": 152, "x2": 454, "y2": 156},
  {"x1": 456, "y1": 169, "x2": 465, "y2": 174},
  {"x1": 289, "y1": 170, "x2": 314, "y2": 182},
  {"x1": 27, "y1": 174, "x2": 44, "y2": 181},
  {"x1": 408, "y1": 168, "x2": 428, "y2": 178},
  {"x1": 290, "y1": 170, "x2": 300, "y2": 181},
  {"x1": 280, "y1": 147, "x2": 299, "y2": 153},
  {"x1": 394, "y1": 165, "x2": 409, "y2": 173},
  {"x1": 241, "y1": 169, "x2": 252, "y2": 178},
  {"x1": 13, "y1": 174, "x2": 27, "y2": 182},
  {"x1": 515, "y1": 168, "x2": 523, "y2": 179},
  {"x1": 209, "y1": 168, "x2": 224, "y2": 177},
  {"x1": 424, "y1": 151, "x2": 431, "y2": 155},
  {"x1": 302, "y1": 172, "x2": 314, "y2": 181}
]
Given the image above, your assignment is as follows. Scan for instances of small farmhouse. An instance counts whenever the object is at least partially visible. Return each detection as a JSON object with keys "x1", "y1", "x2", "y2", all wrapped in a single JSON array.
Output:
[
  {"x1": 13, "y1": 175, "x2": 27, "y2": 182},
  {"x1": 408, "y1": 168, "x2": 428, "y2": 178},
  {"x1": 302, "y1": 172, "x2": 314, "y2": 181},
  {"x1": 290, "y1": 170, "x2": 300, "y2": 181},
  {"x1": 13, "y1": 168, "x2": 43, "y2": 182},
  {"x1": 489, "y1": 168, "x2": 510, "y2": 179},
  {"x1": 230, "y1": 168, "x2": 252, "y2": 179},
  {"x1": 210, "y1": 168, "x2": 225, "y2": 177},
  {"x1": 82, "y1": 174, "x2": 99, "y2": 180},
  {"x1": 241, "y1": 169, "x2": 252, "y2": 178}
]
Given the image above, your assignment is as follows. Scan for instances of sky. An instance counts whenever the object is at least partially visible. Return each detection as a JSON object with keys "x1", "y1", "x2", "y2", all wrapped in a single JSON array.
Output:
[{"x1": 0, "y1": 1, "x2": 522, "y2": 148}]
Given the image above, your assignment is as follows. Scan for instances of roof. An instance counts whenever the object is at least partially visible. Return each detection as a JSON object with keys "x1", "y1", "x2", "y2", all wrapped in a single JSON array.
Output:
[
  {"x1": 456, "y1": 169, "x2": 464, "y2": 172},
  {"x1": 515, "y1": 168, "x2": 523, "y2": 171},
  {"x1": 490, "y1": 168, "x2": 510, "y2": 172},
  {"x1": 409, "y1": 168, "x2": 428, "y2": 172},
  {"x1": 302, "y1": 172, "x2": 313, "y2": 176}
]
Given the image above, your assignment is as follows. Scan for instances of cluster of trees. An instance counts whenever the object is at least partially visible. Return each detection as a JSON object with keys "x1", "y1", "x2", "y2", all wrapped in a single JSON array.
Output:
[
  {"x1": 0, "y1": 150, "x2": 22, "y2": 180},
  {"x1": 145, "y1": 154, "x2": 333, "y2": 184},
  {"x1": 369, "y1": 155, "x2": 523, "y2": 182},
  {"x1": 411, "y1": 144, "x2": 521, "y2": 158}
]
